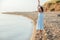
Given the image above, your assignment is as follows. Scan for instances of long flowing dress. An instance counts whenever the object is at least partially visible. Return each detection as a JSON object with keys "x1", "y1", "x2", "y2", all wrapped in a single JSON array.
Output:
[{"x1": 36, "y1": 12, "x2": 44, "y2": 30}]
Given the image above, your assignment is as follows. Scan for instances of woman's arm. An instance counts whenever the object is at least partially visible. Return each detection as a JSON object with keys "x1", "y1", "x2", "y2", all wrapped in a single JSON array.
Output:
[
  {"x1": 37, "y1": 0, "x2": 44, "y2": 12},
  {"x1": 37, "y1": 0, "x2": 41, "y2": 12}
]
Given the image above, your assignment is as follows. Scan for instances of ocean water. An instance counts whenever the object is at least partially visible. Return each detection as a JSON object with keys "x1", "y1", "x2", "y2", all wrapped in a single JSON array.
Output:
[{"x1": 0, "y1": 14, "x2": 34, "y2": 40}]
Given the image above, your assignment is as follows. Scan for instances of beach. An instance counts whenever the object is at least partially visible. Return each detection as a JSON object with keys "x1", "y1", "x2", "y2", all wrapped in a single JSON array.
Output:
[{"x1": 1, "y1": 12, "x2": 60, "y2": 40}]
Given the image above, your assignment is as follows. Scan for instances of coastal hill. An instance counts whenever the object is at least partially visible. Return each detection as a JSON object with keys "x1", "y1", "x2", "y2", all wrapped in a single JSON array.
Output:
[{"x1": 43, "y1": 0, "x2": 60, "y2": 12}]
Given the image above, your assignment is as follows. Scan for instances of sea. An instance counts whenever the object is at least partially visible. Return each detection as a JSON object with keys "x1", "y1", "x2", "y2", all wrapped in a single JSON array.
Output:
[{"x1": 0, "y1": 14, "x2": 34, "y2": 40}]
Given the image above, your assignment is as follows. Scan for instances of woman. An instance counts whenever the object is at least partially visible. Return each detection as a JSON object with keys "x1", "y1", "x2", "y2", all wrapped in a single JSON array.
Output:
[
  {"x1": 36, "y1": 6, "x2": 44, "y2": 31},
  {"x1": 36, "y1": 0, "x2": 44, "y2": 39}
]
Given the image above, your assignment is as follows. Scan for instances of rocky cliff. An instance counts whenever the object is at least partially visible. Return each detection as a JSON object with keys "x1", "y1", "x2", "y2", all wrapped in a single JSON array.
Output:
[{"x1": 43, "y1": 0, "x2": 60, "y2": 12}]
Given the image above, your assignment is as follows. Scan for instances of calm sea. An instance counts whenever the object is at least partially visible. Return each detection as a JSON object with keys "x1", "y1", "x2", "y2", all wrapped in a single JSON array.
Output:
[{"x1": 0, "y1": 14, "x2": 34, "y2": 40}]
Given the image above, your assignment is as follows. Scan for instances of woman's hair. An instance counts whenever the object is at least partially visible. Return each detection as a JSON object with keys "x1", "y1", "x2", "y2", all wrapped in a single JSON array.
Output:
[{"x1": 40, "y1": 6, "x2": 44, "y2": 12}]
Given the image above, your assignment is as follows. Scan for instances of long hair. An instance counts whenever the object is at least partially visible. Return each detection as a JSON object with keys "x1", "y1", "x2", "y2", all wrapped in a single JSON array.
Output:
[{"x1": 40, "y1": 6, "x2": 44, "y2": 12}]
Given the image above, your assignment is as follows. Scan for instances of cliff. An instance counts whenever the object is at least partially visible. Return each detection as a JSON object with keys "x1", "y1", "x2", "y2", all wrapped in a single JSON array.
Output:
[{"x1": 43, "y1": 0, "x2": 60, "y2": 12}]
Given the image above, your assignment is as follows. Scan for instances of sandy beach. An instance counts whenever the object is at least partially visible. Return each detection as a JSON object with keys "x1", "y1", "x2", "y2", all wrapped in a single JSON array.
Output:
[{"x1": 1, "y1": 12, "x2": 60, "y2": 40}]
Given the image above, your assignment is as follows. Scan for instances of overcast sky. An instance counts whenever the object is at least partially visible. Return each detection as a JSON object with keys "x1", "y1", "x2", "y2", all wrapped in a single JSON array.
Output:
[{"x1": 0, "y1": 0, "x2": 47, "y2": 12}]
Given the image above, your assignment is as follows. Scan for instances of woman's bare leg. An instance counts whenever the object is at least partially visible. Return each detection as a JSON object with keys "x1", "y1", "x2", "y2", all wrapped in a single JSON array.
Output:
[{"x1": 39, "y1": 30, "x2": 43, "y2": 40}]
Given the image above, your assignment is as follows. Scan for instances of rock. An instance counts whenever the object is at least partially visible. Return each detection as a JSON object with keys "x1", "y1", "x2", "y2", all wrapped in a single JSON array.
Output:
[{"x1": 43, "y1": 0, "x2": 60, "y2": 12}]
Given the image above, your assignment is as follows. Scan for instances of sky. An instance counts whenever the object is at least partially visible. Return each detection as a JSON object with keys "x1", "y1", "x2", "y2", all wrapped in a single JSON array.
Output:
[{"x1": 0, "y1": 0, "x2": 47, "y2": 12}]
